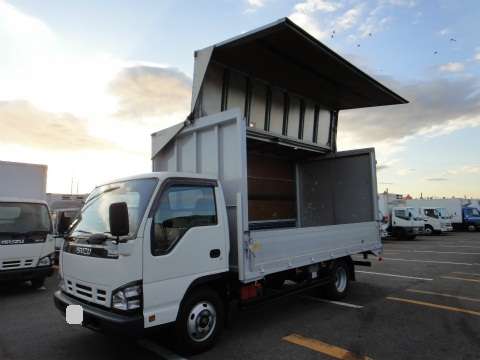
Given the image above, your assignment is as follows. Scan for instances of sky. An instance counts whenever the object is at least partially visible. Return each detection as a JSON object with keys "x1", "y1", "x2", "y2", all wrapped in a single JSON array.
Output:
[{"x1": 1, "y1": 0, "x2": 479, "y2": 198}]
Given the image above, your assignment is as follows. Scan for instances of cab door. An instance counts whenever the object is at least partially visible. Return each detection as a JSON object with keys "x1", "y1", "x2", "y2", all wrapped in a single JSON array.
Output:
[{"x1": 142, "y1": 179, "x2": 229, "y2": 328}]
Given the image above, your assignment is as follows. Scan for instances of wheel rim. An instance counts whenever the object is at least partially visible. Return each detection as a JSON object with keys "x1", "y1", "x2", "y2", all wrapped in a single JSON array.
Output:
[
  {"x1": 187, "y1": 301, "x2": 217, "y2": 343},
  {"x1": 468, "y1": 225, "x2": 476, "y2": 232},
  {"x1": 425, "y1": 227, "x2": 432, "y2": 235},
  {"x1": 335, "y1": 267, "x2": 348, "y2": 293}
]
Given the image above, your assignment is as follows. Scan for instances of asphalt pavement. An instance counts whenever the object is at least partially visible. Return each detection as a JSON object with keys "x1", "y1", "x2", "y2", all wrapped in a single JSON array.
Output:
[{"x1": 1, "y1": 232, "x2": 479, "y2": 360}]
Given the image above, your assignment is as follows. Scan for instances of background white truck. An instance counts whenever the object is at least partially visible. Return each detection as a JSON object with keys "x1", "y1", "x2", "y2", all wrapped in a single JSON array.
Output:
[
  {"x1": 406, "y1": 199, "x2": 455, "y2": 234},
  {"x1": 0, "y1": 160, "x2": 55, "y2": 288},
  {"x1": 54, "y1": 18, "x2": 407, "y2": 354},
  {"x1": 407, "y1": 198, "x2": 480, "y2": 231},
  {"x1": 378, "y1": 193, "x2": 424, "y2": 239},
  {"x1": 47, "y1": 193, "x2": 88, "y2": 257}
]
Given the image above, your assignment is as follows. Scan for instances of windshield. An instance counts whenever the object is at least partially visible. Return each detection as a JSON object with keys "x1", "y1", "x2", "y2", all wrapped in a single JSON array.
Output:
[
  {"x1": 70, "y1": 178, "x2": 158, "y2": 239},
  {"x1": 465, "y1": 208, "x2": 480, "y2": 217},
  {"x1": 0, "y1": 202, "x2": 51, "y2": 234},
  {"x1": 406, "y1": 207, "x2": 423, "y2": 221},
  {"x1": 423, "y1": 208, "x2": 439, "y2": 219}
]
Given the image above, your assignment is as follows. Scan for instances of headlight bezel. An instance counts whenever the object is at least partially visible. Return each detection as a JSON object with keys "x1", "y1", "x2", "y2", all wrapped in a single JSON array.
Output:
[
  {"x1": 111, "y1": 281, "x2": 143, "y2": 312},
  {"x1": 37, "y1": 254, "x2": 54, "y2": 267}
]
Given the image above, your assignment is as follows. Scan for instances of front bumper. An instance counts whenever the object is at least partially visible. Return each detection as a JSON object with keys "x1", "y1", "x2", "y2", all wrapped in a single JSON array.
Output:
[
  {"x1": 54, "y1": 290, "x2": 144, "y2": 335},
  {"x1": 0, "y1": 266, "x2": 53, "y2": 283},
  {"x1": 406, "y1": 227, "x2": 423, "y2": 235}
]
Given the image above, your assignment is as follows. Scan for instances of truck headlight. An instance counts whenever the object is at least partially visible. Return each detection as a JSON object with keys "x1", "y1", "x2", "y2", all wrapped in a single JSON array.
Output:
[
  {"x1": 37, "y1": 254, "x2": 53, "y2": 267},
  {"x1": 112, "y1": 282, "x2": 142, "y2": 311}
]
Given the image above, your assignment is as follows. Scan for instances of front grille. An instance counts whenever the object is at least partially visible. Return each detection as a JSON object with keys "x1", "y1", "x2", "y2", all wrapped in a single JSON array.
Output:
[
  {"x1": 1, "y1": 258, "x2": 35, "y2": 270},
  {"x1": 64, "y1": 277, "x2": 109, "y2": 306}
]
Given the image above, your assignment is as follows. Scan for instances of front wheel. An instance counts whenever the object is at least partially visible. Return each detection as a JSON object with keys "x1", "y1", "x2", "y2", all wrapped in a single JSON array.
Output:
[
  {"x1": 174, "y1": 288, "x2": 224, "y2": 355},
  {"x1": 424, "y1": 225, "x2": 434, "y2": 235},
  {"x1": 323, "y1": 261, "x2": 350, "y2": 300},
  {"x1": 467, "y1": 224, "x2": 476, "y2": 232}
]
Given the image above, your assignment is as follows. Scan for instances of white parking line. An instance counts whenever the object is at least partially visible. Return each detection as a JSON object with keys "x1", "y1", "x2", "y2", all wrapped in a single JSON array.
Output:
[
  {"x1": 383, "y1": 257, "x2": 480, "y2": 266},
  {"x1": 439, "y1": 245, "x2": 480, "y2": 249},
  {"x1": 298, "y1": 295, "x2": 364, "y2": 309},
  {"x1": 137, "y1": 339, "x2": 187, "y2": 360},
  {"x1": 356, "y1": 270, "x2": 433, "y2": 281},
  {"x1": 383, "y1": 250, "x2": 480, "y2": 255}
]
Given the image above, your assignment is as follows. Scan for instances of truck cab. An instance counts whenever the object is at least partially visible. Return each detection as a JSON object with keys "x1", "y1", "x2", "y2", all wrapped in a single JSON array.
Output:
[
  {"x1": 389, "y1": 206, "x2": 424, "y2": 239},
  {"x1": 55, "y1": 173, "x2": 229, "y2": 339},
  {"x1": 0, "y1": 198, "x2": 55, "y2": 288},
  {"x1": 462, "y1": 207, "x2": 480, "y2": 231},
  {"x1": 421, "y1": 207, "x2": 449, "y2": 235},
  {"x1": 436, "y1": 207, "x2": 453, "y2": 232}
]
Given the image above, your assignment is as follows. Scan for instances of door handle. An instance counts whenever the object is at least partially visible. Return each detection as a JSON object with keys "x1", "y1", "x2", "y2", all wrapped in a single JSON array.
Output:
[{"x1": 210, "y1": 249, "x2": 221, "y2": 258}]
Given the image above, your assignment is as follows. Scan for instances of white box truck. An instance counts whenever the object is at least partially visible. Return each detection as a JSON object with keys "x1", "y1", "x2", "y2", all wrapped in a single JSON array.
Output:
[
  {"x1": 54, "y1": 19, "x2": 407, "y2": 354},
  {"x1": 406, "y1": 199, "x2": 454, "y2": 234},
  {"x1": 0, "y1": 161, "x2": 55, "y2": 288},
  {"x1": 378, "y1": 193, "x2": 424, "y2": 239}
]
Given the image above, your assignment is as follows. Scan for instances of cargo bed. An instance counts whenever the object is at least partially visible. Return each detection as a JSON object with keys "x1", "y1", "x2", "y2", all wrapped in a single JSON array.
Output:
[{"x1": 152, "y1": 109, "x2": 381, "y2": 282}]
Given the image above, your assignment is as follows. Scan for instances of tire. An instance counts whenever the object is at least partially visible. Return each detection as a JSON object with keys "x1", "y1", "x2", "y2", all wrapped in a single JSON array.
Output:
[
  {"x1": 31, "y1": 277, "x2": 45, "y2": 289},
  {"x1": 467, "y1": 224, "x2": 476, "y2": 232},
  {"x1": 323, "y1": 261, "x2": 350, "y2": 300},
  {"x1": 424, "y1": 225, "x2": 434, "y2": 235},
  {"x1": 174, "y1": 288, "x2": 224, "y2": 355}
]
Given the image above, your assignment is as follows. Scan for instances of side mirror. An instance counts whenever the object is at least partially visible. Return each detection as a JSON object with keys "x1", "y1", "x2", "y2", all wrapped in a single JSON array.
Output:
[
  {"x1": 57, "y1": 213, "x2": 72, "y2": 235},
  {"x1": 408, "y1": 212, "x2": 413, "y2": 219},
  {"x1": 109, "y1": 202, "x2": 130, "y2": 238}
]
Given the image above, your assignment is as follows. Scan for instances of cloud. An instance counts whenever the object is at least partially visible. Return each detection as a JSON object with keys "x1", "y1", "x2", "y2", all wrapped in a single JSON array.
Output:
[
  {"x1": 446, "y1": 165, "x2": 480, "y2": 175},
  {"x1": 293, "y1": 0, "x2": 342, "y2": 13},
  {"x1": 438, "y1": 28, "x2": 450, "y2": 36},
  {"x1": 335, "y1": 5, "x2": 363, "y2": 30},
  {"x1": 289, "y1": 0, "x2": 343, "y2": 40},
  {"x1": 475, "y1": 52, "x2": 480, "y2": 61},
  {"x1": 245, "y1": 0, "x2": 266, "y2": 12},
  {"x1": 338, "y1": 76, "x2": 480, "y2": 146},
  {"x1": 438, "y1": 62, "x2": 465, "y2": 73},
  {"x1": 358, "y1": 15, "x2": 390, "y2": 38},
  {"x1": 426, "y1": 178, "x2": 448, "y2": 182},
  {"x1": 0, "y1": 100, "x2": 116, "y2": 151},
  {"x1": 109, "y1": 65, "x2": 191, "y2": 119},
  {"x1": 289, "y1": 11, "x2": 329, "y2": 40},
  {"x1": 382, "y1": 0, "x2": 416, "y2": 7}
]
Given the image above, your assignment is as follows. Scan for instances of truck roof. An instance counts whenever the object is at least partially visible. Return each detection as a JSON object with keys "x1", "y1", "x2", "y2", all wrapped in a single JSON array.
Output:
[
  {"x1": 92, "y1": 172, "x2": 219, "y2": 188},
  {"x1": 0, "y1": 197, "x2": 48, "y2": 206}
]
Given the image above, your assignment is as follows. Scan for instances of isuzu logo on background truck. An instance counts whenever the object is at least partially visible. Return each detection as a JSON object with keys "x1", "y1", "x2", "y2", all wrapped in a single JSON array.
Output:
[
  {"x1": 0, "y1": 161, "x2": 55, "y2": 288},
  {"x1": 54, "y1": 19, "x2": 407, "y2": 354}
]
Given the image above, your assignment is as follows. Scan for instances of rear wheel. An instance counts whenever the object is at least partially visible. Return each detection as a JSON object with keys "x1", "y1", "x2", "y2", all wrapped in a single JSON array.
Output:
[
  {"x1": 323, "y1": 261, "x2": 350, "y2": 300},
  {"x1": 31, "y1": 277, "x2": 45, "y2": 289},
  {"x1": 174, "y1": 288, "x2": 224, "y2": 355}
]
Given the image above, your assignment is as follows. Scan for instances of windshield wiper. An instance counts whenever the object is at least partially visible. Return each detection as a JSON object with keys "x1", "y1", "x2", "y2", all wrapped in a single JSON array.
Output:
[{"x1": 74, "y1": 230, "x2": 92, "y2": 235}]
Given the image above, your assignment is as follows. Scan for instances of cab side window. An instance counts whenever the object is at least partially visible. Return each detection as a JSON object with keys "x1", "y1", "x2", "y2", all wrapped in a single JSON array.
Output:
[{"x1": 151, "y1": 185, "x2": 217, "y2": 255}]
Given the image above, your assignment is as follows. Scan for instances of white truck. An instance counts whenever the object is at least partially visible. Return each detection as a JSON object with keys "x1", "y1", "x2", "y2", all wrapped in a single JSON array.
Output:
[
  {"x1": 406, "y1": 199, "x2": 454, "y2": 234},
  {"x1": 0, "y1": 161, "x2": 55, "y2": 288},
  {"x1": 378, "y1": 193, "x2": 424, "y2": 239},
  {"x1": 54, "y1": 19, "x2": 407, "y2": 354},
  {"x1": 407, "y1": 198, "x2": 478, "y2": 231},
  {"x1": 47, "y1": 193, "x2": 87, "y2": 257}
]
